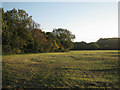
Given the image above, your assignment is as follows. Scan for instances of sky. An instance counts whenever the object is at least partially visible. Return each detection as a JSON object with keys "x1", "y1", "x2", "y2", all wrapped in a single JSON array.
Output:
[{"x1": 2, "y1": 2, "x2": 118, "y2": 43}]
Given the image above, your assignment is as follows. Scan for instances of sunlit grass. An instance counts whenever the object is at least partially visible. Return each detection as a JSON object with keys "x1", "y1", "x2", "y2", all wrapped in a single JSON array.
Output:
[{"x1": 2, "y1": 50, "x2": 119, "y2": 88}]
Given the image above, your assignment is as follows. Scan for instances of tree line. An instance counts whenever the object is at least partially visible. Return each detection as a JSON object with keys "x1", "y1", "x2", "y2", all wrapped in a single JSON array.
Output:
[
  {"x1": 72, "y1": 38, "x2": 120, "y2": 50},
  {"x1": 2, "y1": 8, "x2": 119, "y2": 54},
  {"x1": 2, "y1": 8, "x2": 75, "y2": 54}
]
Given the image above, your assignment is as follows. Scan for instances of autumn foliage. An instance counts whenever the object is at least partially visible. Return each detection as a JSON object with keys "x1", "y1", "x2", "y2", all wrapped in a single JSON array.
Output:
[{"x1": 2, "y1": 8, "x2": 75, "y2": 54}]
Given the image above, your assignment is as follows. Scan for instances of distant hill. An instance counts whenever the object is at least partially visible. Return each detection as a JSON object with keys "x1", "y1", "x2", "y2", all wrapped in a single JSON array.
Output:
[{"x1": 72, "y1": 38, "x2": 120, "y2": 50}]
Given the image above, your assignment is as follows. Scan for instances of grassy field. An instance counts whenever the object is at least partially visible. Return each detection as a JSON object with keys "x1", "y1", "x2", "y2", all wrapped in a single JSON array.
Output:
[{"x1": 2, "y1": 50, "x2": 119, "y2": 89}]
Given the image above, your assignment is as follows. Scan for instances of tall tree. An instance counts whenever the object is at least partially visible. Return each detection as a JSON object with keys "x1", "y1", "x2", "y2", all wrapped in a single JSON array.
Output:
[
  {"x1": 31, "y1": 29, "x2": 47, "y2": 53},
  {"x1": 52, "y1": 28, "x2": 75, "y2": 51},
  {"x1": 46, "y1": 32, "x2": 61, "y2": 52},
  {"x1": 2, "y1": 8, "x2": 34, "y2": 53}
]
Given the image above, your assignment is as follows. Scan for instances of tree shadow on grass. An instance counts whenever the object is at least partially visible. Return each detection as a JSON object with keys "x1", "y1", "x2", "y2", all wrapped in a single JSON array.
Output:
[{"x1": 89, "y1": 68, "x2": 119, "y2": 72}]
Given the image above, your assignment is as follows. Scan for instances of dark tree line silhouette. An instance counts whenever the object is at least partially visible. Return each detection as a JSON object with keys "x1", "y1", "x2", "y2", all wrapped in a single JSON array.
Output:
[{"x1": 72, "y1": 38, "x2": 120, "y2": 50}]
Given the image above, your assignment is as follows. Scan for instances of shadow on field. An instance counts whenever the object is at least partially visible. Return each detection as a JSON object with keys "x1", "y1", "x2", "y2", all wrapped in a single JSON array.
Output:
[
  {"x1": 89, "y1": 68, "x2": 119, "y2": 72},
  {"x1": 55, "y1": 67, "x2": 82, "y2": 70}
]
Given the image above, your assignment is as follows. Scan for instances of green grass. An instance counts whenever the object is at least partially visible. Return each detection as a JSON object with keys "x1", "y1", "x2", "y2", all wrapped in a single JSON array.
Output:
[{"x1": 2, "y1": 50, "x2": 119, "y2": 88}]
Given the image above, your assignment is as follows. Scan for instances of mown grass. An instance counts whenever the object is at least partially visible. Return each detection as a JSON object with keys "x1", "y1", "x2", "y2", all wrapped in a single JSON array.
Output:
[{"x1": 2, "y1": 50, "x2": 119, "y2": 88}]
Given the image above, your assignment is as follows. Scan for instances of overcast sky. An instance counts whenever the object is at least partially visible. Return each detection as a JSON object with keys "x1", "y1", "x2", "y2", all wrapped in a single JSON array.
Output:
[{"x1": 2, "y1": 2, "x2": 118, "y2": 42}]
